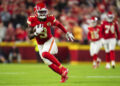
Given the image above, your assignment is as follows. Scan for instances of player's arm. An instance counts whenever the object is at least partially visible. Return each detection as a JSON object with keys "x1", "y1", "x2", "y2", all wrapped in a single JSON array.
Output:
[
  {"x1": 115, "y1": 21, "x2": 120, "y2": 46},
  {"x1": 99, "y1": 25, "x2": 104, "y2": 38},
  {"x1": 100, "y1": 21, "x2": 105, "y2": 37},
  {"x1": 53, "y1": 20, "x2": 67, "y2": 33},
  {"x1": 27, "y1": 16, "x2": 38, "y2": 40},
  {"x1": 87, "y1": 31, "x2": 91, "y2": 41},
  {"x1": 115, "y1": 22, "x2": 120, "y2": 39},
  {"x1": 87, "y1": 28, "x2": 93, "y2": 42},
  {"x1": 27, "y1": 26, "x2": 36, "y2": 40},
  {"x1": 53, "y1": 19, "x2": 74, "y2": 41}
]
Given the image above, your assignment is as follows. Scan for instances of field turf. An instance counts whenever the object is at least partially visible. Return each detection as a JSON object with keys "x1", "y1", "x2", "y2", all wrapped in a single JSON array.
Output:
[{"x1": 0, "y1": 63, "x2": 120, "y2": 86}]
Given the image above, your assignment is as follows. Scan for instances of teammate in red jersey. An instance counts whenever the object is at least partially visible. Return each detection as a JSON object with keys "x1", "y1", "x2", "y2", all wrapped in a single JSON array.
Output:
[
  {"x1": 27, "y1": 3, "x2": 74, "y2": 83},
  {"x1": 101, "y1": 11, "x2": 120, "y2": 69},
  {"x1": 88, "y1": 17, "x2": 102, "y2": 69}
]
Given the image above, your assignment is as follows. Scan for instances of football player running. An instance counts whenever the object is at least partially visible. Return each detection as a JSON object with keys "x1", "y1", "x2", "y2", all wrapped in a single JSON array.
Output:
[
  {"x1": 27, "y1": 3, "x2": 74, "y2": 83},
  {"x1": 101, "y1": 11, "x2": 120, "y2": 69},
  {"x1": 88, "y1": 17, "x2": 102, "y2": 69}
]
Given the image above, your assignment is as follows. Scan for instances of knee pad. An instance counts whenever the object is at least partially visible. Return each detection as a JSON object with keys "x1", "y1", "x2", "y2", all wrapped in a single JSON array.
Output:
[
  {"x1": 41, "y1": 57, "x2": 52, "y2": 65},
  {"x1": 41, "y1": 52, "x2": 52, "y2": 65}
]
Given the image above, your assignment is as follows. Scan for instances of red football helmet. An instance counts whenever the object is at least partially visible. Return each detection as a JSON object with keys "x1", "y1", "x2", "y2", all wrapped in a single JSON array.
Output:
[
  {"x1": 34, "y1": 3, "x2": 48, "y2": 19},
  {"x1": 106, "y1": 11, "x2": 114, "y2": 22},
  {"x1": 90, "y1": 17, "x2": 98, "y2": 27}
]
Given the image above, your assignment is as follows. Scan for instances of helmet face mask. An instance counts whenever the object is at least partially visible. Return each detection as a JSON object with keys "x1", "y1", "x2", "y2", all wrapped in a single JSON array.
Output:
[
  {"x1": 34, "y1": 3, "x2": 48, "y2": 19},
  {"x1": 106, "y1": 15, "x2": 114, "y2": 22},
  {"x1": 91, "y1": 21, "x2": 97, "y2": 27},
  {"x1": 106, "y1": 12, "x2": 114, "y2": 22},
  {"x1": 90, "y1": 17, "x2": 97, "y2": 27},
  {"x1": 37, "y1": 9, "x2": 48, "y2": 19}
]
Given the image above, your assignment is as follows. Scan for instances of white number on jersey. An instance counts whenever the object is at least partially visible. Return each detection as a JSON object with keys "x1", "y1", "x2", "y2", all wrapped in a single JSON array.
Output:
[
  {"x1": 40, "y1": 28, "x2": 48, "y2": 38},
  {"x1": 105, "y1": 25, "x2": 114, "y2": 34},
  {"x1": 91, "y1": 30, "x2": 99, "y2": 39}
]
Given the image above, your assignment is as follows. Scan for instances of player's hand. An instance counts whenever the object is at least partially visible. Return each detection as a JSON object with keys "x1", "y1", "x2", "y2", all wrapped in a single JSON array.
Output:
[
  {"x1": 34, "y1": 24, "x2": 43, "y2": 36},
  {"x1": 66, "y1": 32, "x2": 74, "y2": 41},
  {"x1": 118, "y1": 40, "x2": 120, "y2": 46}
]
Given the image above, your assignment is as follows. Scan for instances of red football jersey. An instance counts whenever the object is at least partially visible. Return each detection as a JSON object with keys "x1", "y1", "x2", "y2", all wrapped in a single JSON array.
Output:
[
  {"x1": 27, "y1": 15, "x2": 67, "y2": 44},
  {"x1": 101, "y1": 20, "x2": 120, "y2": 39},
  {"x1": 88, "y1": 25, "x2": 102, "y2": 41}
]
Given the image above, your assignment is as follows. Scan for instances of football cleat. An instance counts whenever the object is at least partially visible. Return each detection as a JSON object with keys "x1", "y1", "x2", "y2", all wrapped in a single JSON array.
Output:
[
  {"x1": 112, "y1": 65, "x2": 115, "y2": 69},
  {"x1": 60, "y1": 67, "x2": 69, "y2": 83},
  {"x1": 93, "y1": 65, "x2": 97, "y2": 69},
  {"x1": 111, "y1": 61, "x2": 115, "y2": 69},
  {"x1": 60, "y1": 75, "x2": 68, "y2": 83},
  {"x1": 61, "y1": 67, "x2": 68, "y2": 77},
  {"x1": 93, "y1": 61, "x2": 97, "y2": 69},
  {"x1": 96, "y1": 58, "x2": 101, "y2": 68},
  {"x1": 106, "y1": 63, "x2": 111, "y2": 69}
]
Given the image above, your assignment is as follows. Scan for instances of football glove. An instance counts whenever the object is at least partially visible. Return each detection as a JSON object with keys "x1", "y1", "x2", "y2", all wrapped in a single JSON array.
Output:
[
  {"x1": 34, "y1": 24, "x2": 43, "y2": 36},
  {"x1": 66, "y1": 32, "x2": 74, "y2": 41}
]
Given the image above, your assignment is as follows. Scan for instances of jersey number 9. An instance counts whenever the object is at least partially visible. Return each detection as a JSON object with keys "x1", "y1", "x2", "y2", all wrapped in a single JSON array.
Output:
[{"x1": 40, "y1": 28, "x2": 47, "y2": 38}]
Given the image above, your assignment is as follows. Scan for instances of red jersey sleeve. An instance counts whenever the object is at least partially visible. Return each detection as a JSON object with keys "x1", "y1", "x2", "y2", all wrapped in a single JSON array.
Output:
[
  {"x1": 87, "y1": 27, "x2": 91, "y2": 40},
  {"x1": 87, "y1": 31, "x2": 91, "y2": 40},
  {"x1": 27, "y1": 16, "x2": 36, "y2": 27},
  {"x1": 99, "y1": 25, "x2": 103, "y2": 38},
  {"x1": 47, "y1": 15, "x2": 56, "y2": 24},
  {"x1": 50, "y1": 15, "x2": 67, "y2": 33},
  {"x1": 100, "y1": 21, "x2": 105, "y2": 38},
  {"x1": 115, "y1": 21, "x2": 120, "y2": 39}
]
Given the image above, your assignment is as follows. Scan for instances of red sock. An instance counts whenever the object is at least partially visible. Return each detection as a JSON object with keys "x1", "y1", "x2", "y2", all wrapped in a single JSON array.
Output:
[
  {"x1": 93, "y1": 54, "x2": 97, "y2": 61},
  {"x1": 110, "y1": 50, "x2": 115, "y2": 61},
  {"x1": 49, "y1": 64, "x2": 62, "y2": 75},
  {"x1": 106, "y1": 53, "x2": 110, "y2": 62},
  {"x1": 42, "y1": 52, "x2": 61, "y2": 67}
]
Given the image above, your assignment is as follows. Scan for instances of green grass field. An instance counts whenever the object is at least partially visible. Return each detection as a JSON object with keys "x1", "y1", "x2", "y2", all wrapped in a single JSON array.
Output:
[{"x1": 0, "y1": 63, "x2": 120, "y2": 86}]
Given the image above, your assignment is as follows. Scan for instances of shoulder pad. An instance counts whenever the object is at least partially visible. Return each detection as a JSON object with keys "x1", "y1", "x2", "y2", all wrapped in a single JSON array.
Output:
[
  {"x1": 47, "y1": 15, "x2": 56, "y2": 23},
  {"x1": 27, "y1": 16, "x2": 35, "y2": 23},
  {"x1": 28, "y1": 16, "x2": 36, "y2": 20}
]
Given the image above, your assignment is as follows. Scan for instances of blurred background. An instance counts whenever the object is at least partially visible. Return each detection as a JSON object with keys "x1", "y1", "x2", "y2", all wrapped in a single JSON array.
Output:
[{"x1": 0, "y1": 0, "x2": 120, "y2": 64}]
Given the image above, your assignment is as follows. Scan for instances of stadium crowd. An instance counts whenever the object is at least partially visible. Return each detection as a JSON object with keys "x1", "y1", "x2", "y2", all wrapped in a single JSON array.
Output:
[{"x1": 0, "y1": 0, "x2": 120, "y2": 44}]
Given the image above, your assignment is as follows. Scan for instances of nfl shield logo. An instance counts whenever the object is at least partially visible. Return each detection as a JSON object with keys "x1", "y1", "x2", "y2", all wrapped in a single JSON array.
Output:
[{"x1": 47, "y1": 22, "x2": 51, "y2": 26}]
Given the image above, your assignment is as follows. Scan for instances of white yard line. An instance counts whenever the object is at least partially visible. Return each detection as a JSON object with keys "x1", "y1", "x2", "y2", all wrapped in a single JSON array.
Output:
[
  {"x1": 69, "y1": 75, "x2": 120, "y2": 78},
  {"x1": 87, "y1": 76, "x2": 120, "y2": 78},
  {"x1": 0, "y1": 72, "x2": 25, "y2": 75}
]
